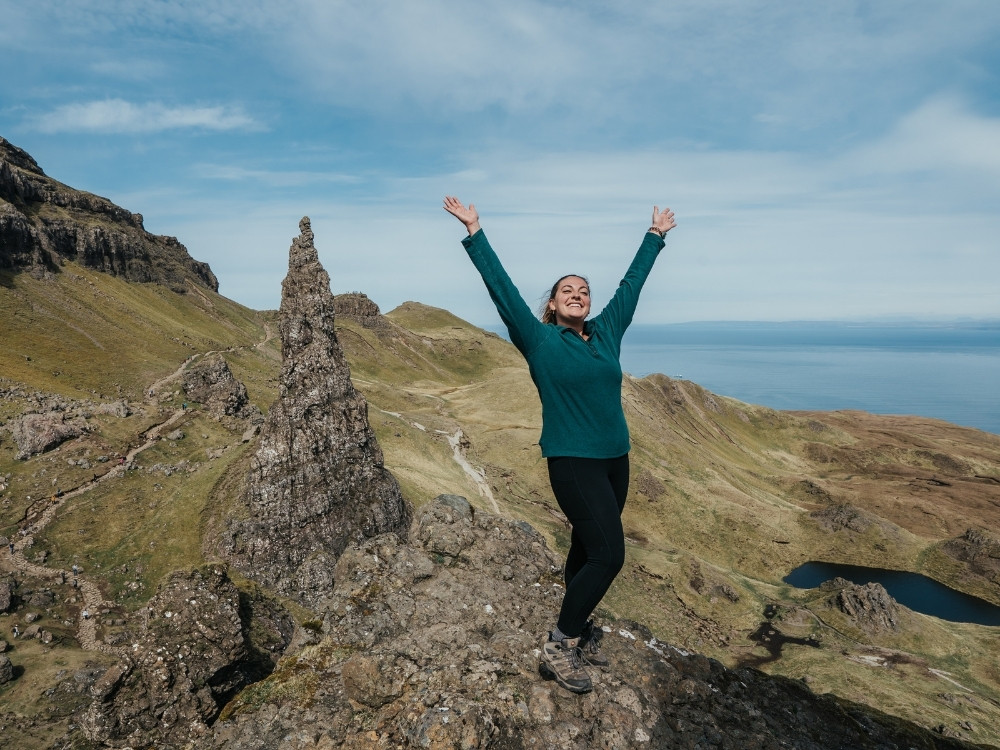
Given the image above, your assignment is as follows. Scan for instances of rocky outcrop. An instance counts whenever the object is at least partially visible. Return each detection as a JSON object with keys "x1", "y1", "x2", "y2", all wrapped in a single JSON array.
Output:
[
  {"x1": 81, "y1": 565, "x2": 292, "y2": 749},
  {"x1": 942, "y1": 528, "x2": 1000, "y2": 581},
  {"x1": 0, "y1": 136, "x2": 217, "y2": 292},
  {"x1": 810, "y1": 503, "x2": 899, "y2": 540},
  {"x1": 220, "y1": 218, "x2": 411, "y2": 606},
  {"x1": 827, "y1": 579, "x2": 901, "y2": 634},
  {"x1": 0, "y1": 578, "x2": 12, "y2": 613},
  {"x1": 334, "y1": 292, "x2": 389, "y2": 329},
  {"x1": 212, "y1": 495, "x2": 972, "y2": 750},
  {"x1": 182, "y1": 353, "x2": 262, "y2": 422},
  {"x1": 9, "y1": 411, "x2": 87, "y2": 459}
]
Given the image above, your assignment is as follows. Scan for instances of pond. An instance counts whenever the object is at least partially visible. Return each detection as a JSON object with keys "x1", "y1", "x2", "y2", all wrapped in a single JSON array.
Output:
[{"x1": 783, "y1": 561, "x2": 1000, "y2": 626}]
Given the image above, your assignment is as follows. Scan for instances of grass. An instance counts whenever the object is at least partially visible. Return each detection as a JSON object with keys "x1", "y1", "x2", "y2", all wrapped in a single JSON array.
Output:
[
  {"x1": 35, "y1": 410, "x2": 253, "y2": 609},
  {"x1": 3, "y1": 266, "x2": 1000, "y2": 746}
]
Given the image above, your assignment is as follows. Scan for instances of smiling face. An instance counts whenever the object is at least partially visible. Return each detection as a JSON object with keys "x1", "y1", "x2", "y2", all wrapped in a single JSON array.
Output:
[{"x1": 547, "y1": 275, "x2": 591, "y2": 329}]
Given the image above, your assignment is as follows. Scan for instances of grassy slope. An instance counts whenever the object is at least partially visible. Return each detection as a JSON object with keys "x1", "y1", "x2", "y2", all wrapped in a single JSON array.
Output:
[
  {"x1": 0, "y1": 264, "x2": 276, "y2": 740},
  {"x1": 1, "y1": 266, "x2": 998, "y2": 746}
]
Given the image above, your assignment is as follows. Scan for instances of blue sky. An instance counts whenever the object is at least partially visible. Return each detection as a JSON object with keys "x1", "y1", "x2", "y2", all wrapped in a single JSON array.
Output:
[{"x1": 2, "y1": 0, "x2": 999, "y2": 325}]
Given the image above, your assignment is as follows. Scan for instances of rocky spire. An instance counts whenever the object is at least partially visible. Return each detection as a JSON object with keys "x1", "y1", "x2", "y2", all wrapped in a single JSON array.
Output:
[{"x1": 223, "y1": 217, "x2": 411, "y2": 605}]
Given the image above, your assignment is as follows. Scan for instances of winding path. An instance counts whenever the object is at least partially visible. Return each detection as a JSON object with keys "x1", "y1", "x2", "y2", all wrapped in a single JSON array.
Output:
[{"x1": 1, "y1": 322, "x2": 275, "y2": 656}]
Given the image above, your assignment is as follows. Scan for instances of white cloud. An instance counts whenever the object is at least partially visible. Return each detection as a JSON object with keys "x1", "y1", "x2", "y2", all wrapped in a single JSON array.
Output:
[
  {"x1": 30, "y1": 100, "x2": 259, "y2": 134},
  {"x1": 242, "y1": 0, "x2": 1000, "y2": 141},
  {"x1": 848, "y1": 96, "x2": 1000, "y2": 177},
  {"x1": 4, "y1": 1, "x2": 999, "y2": 323}
]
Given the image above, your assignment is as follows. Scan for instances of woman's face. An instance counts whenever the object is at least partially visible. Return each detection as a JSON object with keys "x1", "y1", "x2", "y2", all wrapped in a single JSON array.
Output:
[{"x1": 547, "y1": 276, "x2": 591, "y2": 326}]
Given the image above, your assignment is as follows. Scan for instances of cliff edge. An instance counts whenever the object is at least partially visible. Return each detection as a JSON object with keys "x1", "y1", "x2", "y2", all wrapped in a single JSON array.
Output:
[{"x1": 0, "y1": 135, "x2": 217, "y2": 292}]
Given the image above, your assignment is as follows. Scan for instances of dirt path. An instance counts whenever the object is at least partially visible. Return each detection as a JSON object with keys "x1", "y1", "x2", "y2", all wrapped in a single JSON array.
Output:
[
  {"x1": 444, "y1": 428, "x2": 501, "y2": 514},
  {"x1": 374, "y1": 406, "x2": 502, "y2": 515},
  {"x1": 145, "y1": 318, "x2": 274, "y2": 400}
]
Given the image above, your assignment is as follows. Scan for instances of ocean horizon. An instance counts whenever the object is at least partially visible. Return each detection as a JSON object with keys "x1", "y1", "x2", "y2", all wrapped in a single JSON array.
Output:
[{"x1": 485, "y1": 320, "x2": 1000, "y2": 436}]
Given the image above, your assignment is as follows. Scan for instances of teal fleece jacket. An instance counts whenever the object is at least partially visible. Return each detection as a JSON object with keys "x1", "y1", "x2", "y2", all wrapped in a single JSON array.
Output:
[{"x1": 462, "y1": 228, "x2": 665, "y2": 458}]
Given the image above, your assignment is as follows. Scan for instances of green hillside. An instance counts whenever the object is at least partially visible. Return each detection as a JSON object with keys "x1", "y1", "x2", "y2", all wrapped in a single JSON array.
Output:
[{"x1": 1, "y1": 263, "x2": 999, "y2": 747}]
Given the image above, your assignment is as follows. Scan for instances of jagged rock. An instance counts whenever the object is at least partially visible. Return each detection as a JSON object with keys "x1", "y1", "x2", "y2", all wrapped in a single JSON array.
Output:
[
  {"x1": 9, "y1": 411, "x2": 87, "y2": 459},
  {"x1": 334, "y1": 291, "x2": 389, "y2": 329},
  {"x1": 0, "y1": 136, "x2": 217, "y2": 292},
  {"x1": 212, "y1": 496, "x2": 970, "y2": 750},
  {"x1": 81, "y1": 565, "x2": 291, "y2": 749},
  {"x1": 830, "y1": 581, "x2": 901, "y2": 634},
  {"x1": 182, "y1": 353, "x2": 262, "y2": 421},
  {"x1": 219, "y1": 218, "x2": 411, "y2": 606},
  {"x1": 0, "y1": 654, "x2": 13, "y2": 684}
]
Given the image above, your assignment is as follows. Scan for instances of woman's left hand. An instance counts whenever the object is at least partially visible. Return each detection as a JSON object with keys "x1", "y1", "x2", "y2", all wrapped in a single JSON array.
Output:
[{"x1": 651, "y1": 206, "x2": 676, "y2": 235}]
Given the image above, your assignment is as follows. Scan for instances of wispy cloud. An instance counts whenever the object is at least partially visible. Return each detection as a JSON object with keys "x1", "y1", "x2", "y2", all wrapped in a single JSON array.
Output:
[
  {"x1": 30, "y1": 100, "x2": 259, "y2": 134},
  {"x1": 3, "y1": 0, "x2": 999, "y2": 322},
  {"x1": 849, "y1": 96, "x2": 1000, "y2": 177},
  {"x1": 194, "y1": 164, "x2": 362, "y2": 187}
]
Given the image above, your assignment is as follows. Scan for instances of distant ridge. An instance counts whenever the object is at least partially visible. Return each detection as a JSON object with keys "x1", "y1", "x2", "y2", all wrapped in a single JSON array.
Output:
[{"x1": 0, "y1": 135, "x2": 217, "y2": 293}]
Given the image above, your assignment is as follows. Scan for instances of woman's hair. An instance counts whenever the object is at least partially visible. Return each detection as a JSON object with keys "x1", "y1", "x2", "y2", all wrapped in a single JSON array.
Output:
[{"x1": 538, "y1": 274, "x2": 589, "y2": 324}]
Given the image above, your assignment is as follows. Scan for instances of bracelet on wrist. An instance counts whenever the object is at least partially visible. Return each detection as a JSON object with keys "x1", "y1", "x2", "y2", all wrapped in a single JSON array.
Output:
[{"x1": 647, "y1": 226, "x2": 665, "y2": 238}]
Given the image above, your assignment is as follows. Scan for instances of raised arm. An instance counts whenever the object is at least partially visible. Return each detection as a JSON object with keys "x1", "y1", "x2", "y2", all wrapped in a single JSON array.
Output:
[
  {"x1": 443, "y1": 196, "x2": 481, "y2": 236},
  {"x1": 596, "y1": 205, "x2": 677, "y2": 339},
  {"x1": 445, "y1": 196, "x2": 548, "y2": 356}
]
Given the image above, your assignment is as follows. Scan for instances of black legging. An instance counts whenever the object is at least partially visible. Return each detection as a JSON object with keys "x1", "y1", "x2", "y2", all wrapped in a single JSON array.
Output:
[{"x1": 546, "y1": 454, "x2": 629, "y2": 638}]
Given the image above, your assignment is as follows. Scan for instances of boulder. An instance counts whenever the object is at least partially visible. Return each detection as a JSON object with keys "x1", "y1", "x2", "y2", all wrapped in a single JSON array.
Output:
[
  {"x1": 0, "y1": 654, "x2": 13, "y2": 684},
  {"x1": 182, "y1": 354, "x2": 261, "y2": 421},
  {"x1": 9, "y1": 411, "x2": 86, "y2": 459}
]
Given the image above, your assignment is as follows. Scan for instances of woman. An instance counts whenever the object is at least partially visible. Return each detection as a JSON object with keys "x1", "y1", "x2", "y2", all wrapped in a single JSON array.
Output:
[{"x1": 443, "y1": 196, "x2": 676, "y2": 694}]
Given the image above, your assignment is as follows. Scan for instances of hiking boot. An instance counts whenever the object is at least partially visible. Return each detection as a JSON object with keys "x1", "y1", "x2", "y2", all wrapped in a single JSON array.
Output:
[
  {"x1": 539, "y1": 634, "x2": 592, "y2": 693},
  {"x1": 580, "y1": 619, "x2": 610, "y2": 669}
]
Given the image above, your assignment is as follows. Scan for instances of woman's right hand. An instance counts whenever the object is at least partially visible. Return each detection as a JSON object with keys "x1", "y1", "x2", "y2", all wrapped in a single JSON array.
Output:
[{"x1": 443, "y1": 196, "x2": 481, "y2": 235}]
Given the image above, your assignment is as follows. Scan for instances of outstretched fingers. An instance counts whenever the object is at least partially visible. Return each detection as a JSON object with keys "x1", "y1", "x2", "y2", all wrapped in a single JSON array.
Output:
[{"x1": 652, "y1": 205, "x2": 677, "y2": 234}]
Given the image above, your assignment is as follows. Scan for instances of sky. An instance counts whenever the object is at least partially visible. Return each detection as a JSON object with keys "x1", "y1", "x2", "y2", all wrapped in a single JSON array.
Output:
[{"x1": 2, "y1": 0, "x2": 999, "y2": 326}]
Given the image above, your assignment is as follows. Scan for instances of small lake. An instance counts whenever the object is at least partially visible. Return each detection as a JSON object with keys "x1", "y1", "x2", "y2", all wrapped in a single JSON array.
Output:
[{"x1": 784, "y1": 562, "x2": 1000, "y2": 627}]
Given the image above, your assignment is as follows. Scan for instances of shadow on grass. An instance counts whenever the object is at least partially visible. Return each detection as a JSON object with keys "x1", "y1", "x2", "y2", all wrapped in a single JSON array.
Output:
[{"x1": 737, "y1": 621, "x2": 822, "y2": 668}]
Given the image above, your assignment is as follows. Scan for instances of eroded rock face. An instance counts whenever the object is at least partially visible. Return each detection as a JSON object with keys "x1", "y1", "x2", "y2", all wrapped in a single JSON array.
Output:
[
  {"x1": 221, "y1": 218, "x2": 410, "y2": 605},
  {"x1": 0, "y1": 136, "x2": 217, "y2": 292},
  {"x1": 211, "y1": 496, "x2": 965, "y2": 750},
  {"x1": 182, "y1": 353, "x2": 262, "y2": 421},
  {"x1": 81, "y1": 565, "x2": 291, "y2": 749}
]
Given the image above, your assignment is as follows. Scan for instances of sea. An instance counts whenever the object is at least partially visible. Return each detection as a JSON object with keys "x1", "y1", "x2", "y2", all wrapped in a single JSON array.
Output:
[
  {"x1": 619, "y1": 321, "x2": 1000, "y2": 436},
  {"x1": 485, "y1": 320, "x2": 1000, "y2": 435}
]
